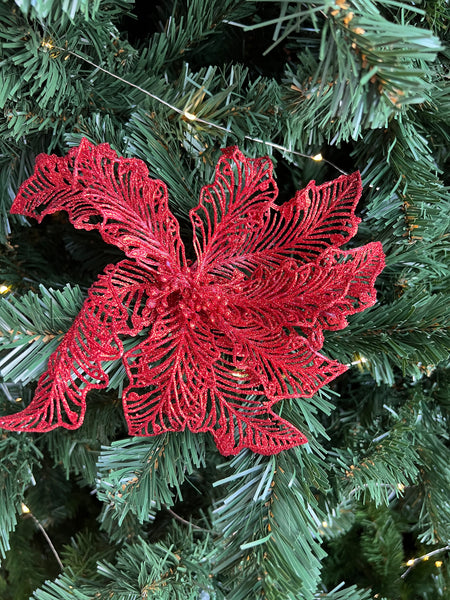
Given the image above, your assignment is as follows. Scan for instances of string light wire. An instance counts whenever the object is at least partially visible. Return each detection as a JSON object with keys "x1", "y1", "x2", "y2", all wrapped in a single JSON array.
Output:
[
  {"x1": 45, "y1": 42, "x2": 347, "y2": 175},
  {"x1": 21, "y1": 503, "x2": 64, "y2": 570},
  {"x1": 401, "y1": 545, "x2": 449, "y2": 579}
]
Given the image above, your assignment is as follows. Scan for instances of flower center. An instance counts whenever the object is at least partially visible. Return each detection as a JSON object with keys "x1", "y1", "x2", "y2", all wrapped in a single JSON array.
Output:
[{"x1": 155, "y1": 269, "x2": 230, "y2": 328}]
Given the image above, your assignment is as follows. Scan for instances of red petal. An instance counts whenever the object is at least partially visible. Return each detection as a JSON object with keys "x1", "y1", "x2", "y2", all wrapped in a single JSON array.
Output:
[
  {"x1": 123, "y1": 310, "x2": 221, "y2": 435},
  {"x1": 208, "y1": 354, "x2": 309, "y2": 455},
  {"x1": 280, "y1": 171, "x2": 362, "y2": 262},
  {"x1": 121, "y1": 306, "x2": 310, "y2": 455},
  {"x1": 310, "y1": 242, "x2": 385, "y2": 332},
  {"x1": 217, "y1": 328, "x2": 347, "y2": 400},
  {"x1": 224, "y1": 261, "x2": 314, "y2": 330},
  {"x1": 0, "y1": 260, "x2": 156, "y2": 432},
  {"x1": 190, "y1": 146, "x2": 278, "y2": 277},
  {"x1": 190, "y1": 148, "x2": 362, "y2": 277},
  {"x1": 121, "y1": 305, "x2": 324, "y2": 454},
  {"x1": 11, "y1": 139, "x2": 185, "y2": 272},
  {"x1": 234, "y1": 241, "x2": 383, "y2": 329},
  {"x1": 213, "y1": 408, "x2": 307, "y2": 456}
]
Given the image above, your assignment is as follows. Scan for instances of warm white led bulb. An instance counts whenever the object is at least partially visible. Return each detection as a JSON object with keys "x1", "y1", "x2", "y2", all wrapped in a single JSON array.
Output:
[{"x1": 183, "y1": 111, "x2": 197, "y2": 121}]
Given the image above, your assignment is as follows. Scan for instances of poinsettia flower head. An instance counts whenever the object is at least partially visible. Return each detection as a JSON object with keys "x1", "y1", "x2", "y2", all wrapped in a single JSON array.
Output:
[{"x1": 1, "y1": 140, "x2": 385, "y2": 455}]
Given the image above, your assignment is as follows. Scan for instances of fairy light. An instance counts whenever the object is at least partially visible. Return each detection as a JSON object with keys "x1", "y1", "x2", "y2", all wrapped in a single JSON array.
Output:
[
  {"x1": 20, "y1": 501, "x2": 64, "y2": 569},
  {"x1": 41, "y1": 39, "x2": 54, "y2": 50},
  {"x1": 46, "y1": 44, "x2": 349, "y2": 175},
  {"x1": 349, "y1": 355, "x2": 368, "y2": 367},
  {"x1": 0, "y1": 285, "x2": 10, "y2": 294},
  {"x1": 183, "y1": 111, "x2": 197, "y2": 121},
  {"x1": 21, "y1": 502, "x2": 30, "y2": 514},
  {"x1": 401, "y1": 545, "x2": 450, "y2": 579}
]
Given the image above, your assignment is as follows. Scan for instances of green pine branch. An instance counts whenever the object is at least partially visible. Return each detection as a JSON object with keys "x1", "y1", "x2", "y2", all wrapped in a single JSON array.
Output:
[
  {"x1": 96, "y1": 432, "x2": 207, "y2": 525},
  {"x1": 0, "y1": 433, "x2": 42, "y2": 559},
  {"x1": 212, "y1": 447, "x2": 329, "y2": 599},
  {"x1": 0, "y1": 284, "x2": 84, "y2": 385}
]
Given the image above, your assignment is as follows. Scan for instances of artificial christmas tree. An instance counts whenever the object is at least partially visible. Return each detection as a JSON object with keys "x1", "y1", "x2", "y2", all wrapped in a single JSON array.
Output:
[{"x1": 0, "y1": 1, "x2": 448, "y2": 598}]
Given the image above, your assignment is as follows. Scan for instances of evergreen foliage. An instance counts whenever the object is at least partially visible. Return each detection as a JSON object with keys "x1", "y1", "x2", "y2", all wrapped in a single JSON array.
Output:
[{"x1": 0, "y1": 0, "x2": 448, "y2": 598}]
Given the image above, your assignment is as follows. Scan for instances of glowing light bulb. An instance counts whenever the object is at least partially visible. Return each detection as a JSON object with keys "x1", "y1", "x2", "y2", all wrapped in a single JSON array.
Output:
[
  {"x1": 183, "y1": 111, "x2": 197, "y2": 121},
  {"x1": 0, "y1": 285, "x2": 10, "y2": 294},
  {"x1": 435, "y1": 560, "x2": 443, "y2": 568},
  {"x1": 406, "y1": 559, "x2": 415, "y2": 566},
  {"x1": 41, "y1": 39, "x2": 54, "y2": 50},
  {"x1": 312, "y1": 153, "x2": 323, "y2": 161},
  {"x1": 21, "y1": 503, "x2": 30, "y2": 514}
]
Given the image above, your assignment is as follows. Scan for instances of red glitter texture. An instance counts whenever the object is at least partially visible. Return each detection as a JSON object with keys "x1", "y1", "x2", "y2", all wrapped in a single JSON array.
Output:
[{"x1": 1, "y1": 140, "x2": 385, "y2": 455}]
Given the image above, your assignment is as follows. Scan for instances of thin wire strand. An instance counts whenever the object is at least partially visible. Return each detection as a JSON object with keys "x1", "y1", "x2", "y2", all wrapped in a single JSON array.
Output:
[
  {"x1": 23, "y1": 509, "x2": 64, "y2": 570},
  {"x1": 401, "y1": 545, "x2": 449, "y2": 579},
  {"x1": 164, "y1": 505, "x2": 218, "y2": 534},
  {"x1": 49, "y1": 44, "x2": 347, "y2": 175}
]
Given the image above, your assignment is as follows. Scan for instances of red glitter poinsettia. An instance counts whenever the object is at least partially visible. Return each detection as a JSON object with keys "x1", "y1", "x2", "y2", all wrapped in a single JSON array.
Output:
[{"x1": 0, "y1": 139, "x2": 384, "y2": 455}]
